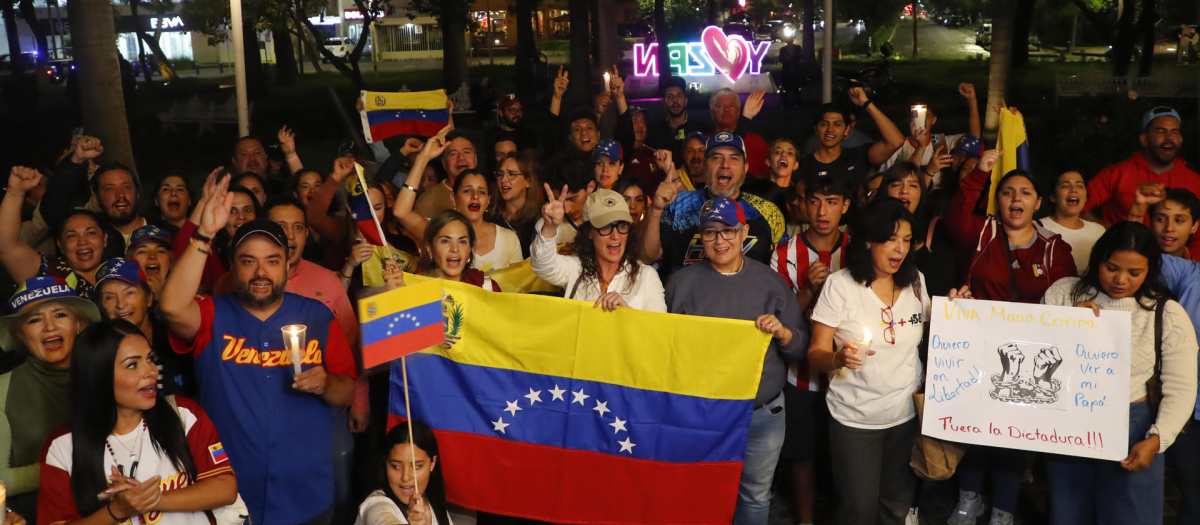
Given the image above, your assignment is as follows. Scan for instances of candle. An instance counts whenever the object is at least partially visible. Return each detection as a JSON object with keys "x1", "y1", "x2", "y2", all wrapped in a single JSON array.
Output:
[
  {"x1": 911, "y1": 104, "x2": 927, "y2": 131},
  {"x1": 1, "y1": 480, "x2": 7, "y2": 521},
  {"x1": 282, "y1": 325, "x2": 307, "y2": 375},
  {"x1": 603, "y1": 72, "x2": 611, "y2": 92}
]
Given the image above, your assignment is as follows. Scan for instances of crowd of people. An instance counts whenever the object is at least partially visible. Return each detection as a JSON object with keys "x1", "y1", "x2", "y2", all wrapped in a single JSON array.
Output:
[{"x1": 0, "y1": 65, "x2": 1198, "y2": 525}]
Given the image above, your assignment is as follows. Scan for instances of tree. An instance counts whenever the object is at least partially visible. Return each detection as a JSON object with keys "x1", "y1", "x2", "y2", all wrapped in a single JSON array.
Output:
[
  {"x1": 514, "y1": 0, "x2": 540, "y2": 102},
  {"x1": 801, "y1": 0, "x2": 814, "y2": 62},
  {"x1": 67, "y1": 0, "x2": 137, "y2": 171},
  {"x1": 568, "y1": 0, "x2": 590, "y2": 107},
  {"x1": 655, "y1": 0, "x2": 670, "y2": 92},
  {"x1": 1011, "y1": 0, "x2": 1036, "y2": 66},
  {"x1": 983, "y1": 0, "x2": 1012, "y2": 141},
  {"x1": 409, "y1": 0, "x2": 472, "y2": 91},
  {"x1": 128, "y1": 0, "x2": 182, "y2": 82},
  {"x1": 1136, "y1": 0, "x2": 1155, "y2": 76},
  {"x1": 179, "y1": 0, "x2": 268, "y2": 97}
]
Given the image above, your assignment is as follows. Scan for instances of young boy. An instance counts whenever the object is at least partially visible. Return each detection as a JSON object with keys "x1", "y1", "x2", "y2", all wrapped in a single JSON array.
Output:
[{"x1": 1136, "y1": 187, "x2": 1200, "y2": 259}]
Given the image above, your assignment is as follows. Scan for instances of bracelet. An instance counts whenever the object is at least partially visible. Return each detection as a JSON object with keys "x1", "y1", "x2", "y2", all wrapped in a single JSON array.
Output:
[
  {"x1": 401, "y1": 183, "x2": 418, "y2": 193},
  {"x1": 863, "y1": 98, "x2": 874, "y2": 109},
  {"x1": 107, "y1": 501, "x2": 126, "y2": 522},
  {"x1": 286, "y1": 153, "x2": 298, "y2": 160},
  {"x1": 193, "y1": 231, "x2": 213, "y2": 243},
  {"x1": 190, "y1": 237, "x2": 212, "y2": 254},
  {"x1": 341, "y1": 268, "x2": 355, "y2": 279}
]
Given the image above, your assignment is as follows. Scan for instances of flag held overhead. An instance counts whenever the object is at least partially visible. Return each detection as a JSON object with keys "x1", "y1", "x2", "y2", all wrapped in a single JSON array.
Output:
[
  {"x1": 359, "y1": 89, "x2": 450, "y2": 142},
  {"x1": 358, "y1": 279, "x2": 445, "y2": 369}
]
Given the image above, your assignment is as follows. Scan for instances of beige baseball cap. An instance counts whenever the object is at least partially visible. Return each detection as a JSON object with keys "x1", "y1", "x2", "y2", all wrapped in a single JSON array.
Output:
[{"x1": 582, "y1": 189, "x2": 634, "y2": 228}]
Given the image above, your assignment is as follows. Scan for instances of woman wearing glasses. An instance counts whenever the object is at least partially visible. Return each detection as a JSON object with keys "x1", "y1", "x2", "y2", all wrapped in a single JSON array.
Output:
[
  {"x1": 532, "y1": 187, "x2": 665, "y2": 312},
  {"x1": 807, "y1": 198, "x2": 967, "y2": 525},
  {"x1": 490, "y1": 152, "x2": 544, "y2": 258}
]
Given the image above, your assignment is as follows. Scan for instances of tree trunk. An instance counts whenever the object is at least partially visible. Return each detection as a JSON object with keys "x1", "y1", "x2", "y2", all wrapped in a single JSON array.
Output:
[
  {"x1": 128, "y1": 0, "x2": 154, "y2": 84},
  {"x1": 273, "y1": 19, "x2": 299, "y2": 85},
  {"x1": 982, "y1": 0, "x2": 1012, "y2": 142},
  {"x1": 1111, "y1": 0, "x2": 1137, "y2": 77},
  {"x1": 654, "y1": 0, "x2": 670, "y2": 92},
  {"x1": 568, "y1": 0, "x2": 591, "y2": 107},
  {"x1": 589, "y1": 0, "x2": 600, "y2": 61},
  {"x1": 441, "y1": 0, "x2": 470, "y2": 92},
  {"x1": 1137, "y1": 0, "x2": 1155, "y2": 76},
  {"x1": 596, "y1": 0, "x2": 618, "y2": 78},
  {"x1": 67, "y1": 0, "x2": 137, "y2": 171},
  {"x1": 1069, "y1": 0, "x2": 1113, "y2": 45},
  {"x1": 801, "y1": 0, "x2": 815, "y2": 62},
  {"x1": 1011, "y1": 0, "x2": 1034, "y2": 67},
  {"x1": 3, "y1": 4, "x2": 23, "y2": 75},
  {"x1": 514, "y1": 0, "x2": 537, "y2": 102},
  {"x1": 138, "y1": 0, "x2": 179, "y2": 81},
  {"x1": 242, "y1": 21, "x2": 267, "y2": 98},
  {"x1": 16, "y1": 0, "x2": 48, "y2": 67},
  {"x1": 706, "y1": 0, "x2": 717, "y2": 27}
]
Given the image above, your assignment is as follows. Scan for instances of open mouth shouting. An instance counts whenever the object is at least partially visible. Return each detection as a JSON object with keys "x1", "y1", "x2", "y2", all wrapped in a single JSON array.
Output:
[
  {"x1": 605, "y1": 241, "x2": 623, "y2": 257},
  {"x1": 887, "y1": 256, "x2": 903, "y2": 269},
  {"x1": 42, "y1": 334, "x2": 65, "y2": 352},
  {"x1": 1006, "y1": 203, "x2": 1026, "y2": 222},
  {"x1": 500, "y1": 182, "x2": 514, "y2": 198},
  {"x1": 72, "y1": 246, "x2": 97, "y2": 267},
  {"x1": 250, "y1": 278, "x2": 274, "y2": 295},
  {"x1": 443, "y1": 256, "x2": 464, "y2": 270},
  {"x1": 579, "y1": 136, "x2": 594, "y2": 149}
]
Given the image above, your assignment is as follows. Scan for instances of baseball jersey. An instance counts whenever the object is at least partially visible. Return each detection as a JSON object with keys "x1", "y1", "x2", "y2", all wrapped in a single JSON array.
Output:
[
  {"x1": 169, "y1": 293, "x2": 356, "y2": 525},
  {"x1": 770, "y1": 232, "x2": 849, "y2": 392},
  {"x1": 38, "y1": 397, "x2": 233, "y2": 525}
]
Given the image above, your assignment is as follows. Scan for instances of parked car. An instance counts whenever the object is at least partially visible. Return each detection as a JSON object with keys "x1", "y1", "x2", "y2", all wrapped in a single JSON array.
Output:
[
  {"x1": 755, "y1": 24, "x2": 774, "y2": 41},
  {"x1": 723, "y1": 23, "x2": 755, "y2": 40},
  {"x1": 943, "y1": 15, "x2": 967, "y2": 28},
  {"x1": 323, "y1": 37, "x2": 355, "y2": 59},
  {"x1": 975, "y1": 20, "x2": 992, "y2": 45},
  {"x1": 617, "y1": 22, "x2": 654, "y2": 39}
]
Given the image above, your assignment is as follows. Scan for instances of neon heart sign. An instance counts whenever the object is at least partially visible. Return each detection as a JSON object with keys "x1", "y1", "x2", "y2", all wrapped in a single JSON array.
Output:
[{"x1": 632, "y1": 26, "x2": 771, "y2": 82}]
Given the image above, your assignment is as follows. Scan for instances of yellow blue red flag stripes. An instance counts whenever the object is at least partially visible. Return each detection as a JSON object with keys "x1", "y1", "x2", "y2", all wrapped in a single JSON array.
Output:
[
  {"x1": 359, "y1": 89, "x2": 449, "y2": 142},
  {"x1": 986, "y1": 108, "x2": 1031, "y2": 215},
  {"x1": 388, "y1": 280, "x2": 769, "y2": 524},
  {"x1": 358, "y1": 280, "x2": 444, "y2": 369},
  {"x1": 347, "y1": 163, "x2": 386, "y2": 246}
]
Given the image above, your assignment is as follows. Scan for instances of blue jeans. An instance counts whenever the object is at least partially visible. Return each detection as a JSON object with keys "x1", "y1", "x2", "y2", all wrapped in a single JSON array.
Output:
[
  {"x1": 1046, "y1": 402, "x2": 1164, "y2": 525},
  {"x1": 1167, "y1": 416, "x2": 1200, "y2": 524},
  {"x1": 734, "y1": 392, "x2": 786, "y2": 525},
  {"x1": 955, "y1": 445, "x2": 1031, "y2": 513}
]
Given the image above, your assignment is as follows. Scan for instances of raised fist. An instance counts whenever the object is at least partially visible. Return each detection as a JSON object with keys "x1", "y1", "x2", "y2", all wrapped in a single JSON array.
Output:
[
  {"x1": 1031, "y1": 346, "x2": 1063, "y2": 390},
  {"x1": 998, "y1": 343, "x2": 1024, "y2": 384}
]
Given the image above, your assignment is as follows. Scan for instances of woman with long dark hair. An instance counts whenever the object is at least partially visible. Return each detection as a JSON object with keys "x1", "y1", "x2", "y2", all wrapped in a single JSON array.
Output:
[
  {"x1": 354, "y1": 420, "x2": 451, "y2": 525},
  {"x1": 37, "y1": 320, "x2": 237, "y2": 524},
  {"x1": 1042, "y1": 221, "x2": 1197, "y2": 525},
  {"x1": 532, "y1": 187, "x2": 664, "y2": 311}
]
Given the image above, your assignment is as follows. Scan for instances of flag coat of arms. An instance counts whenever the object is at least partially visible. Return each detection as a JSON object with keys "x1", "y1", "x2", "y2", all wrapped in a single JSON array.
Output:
[
  {"x1": 359, "y1": 89, "x2": 450, "y2": 142},
  {"x1": 359, "y1": 279, "x2": 445, "y2": 369},
  {"x1": 388, "y1": 280, "x2": 770, "y2": 524}
]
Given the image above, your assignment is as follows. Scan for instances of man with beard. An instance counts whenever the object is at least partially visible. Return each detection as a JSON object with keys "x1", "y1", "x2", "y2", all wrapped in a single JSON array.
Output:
[
  {"x1": 233, "y1": 135, "x2": 292, "y2": 197},
  {"x1": 487, "y1": 93, "x2": 539, "y2": 153},
  {"x1": 640, "y1": 132, "x2": 786, "y2": 279},
  {"x1": 161, "y1": 175, "x2": 356, "y2": 525},
  {"x1": 36, "y1": 135, "x2": 127, "y2": 259},
  {"x1": 1085, "y1": 107, "x2": 1200, "y2": 259},
  {"x1": 90, "y1": 163, "x2": 150, "y2": 244},
  {"x1": 677, "y1": 131, "x2": 709, "y2": 191},
  {"x1": 645, "y1": 77, "x2": 710, "y2": 153}
]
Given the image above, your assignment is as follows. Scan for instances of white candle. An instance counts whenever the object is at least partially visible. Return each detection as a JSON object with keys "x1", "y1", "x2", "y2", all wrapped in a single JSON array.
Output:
[
  {"x1": 603, "y1": 72, "x2": 611, "y2": 92},
  {"x1": 282, "y1": 325, "x2": 307, "y2": 375},
  {"x1": 911, "y1": 104, "x2": 927, "y2": 131},
  {"x1": 291, "y1": 335, "x2": 302, "y2": 374}
]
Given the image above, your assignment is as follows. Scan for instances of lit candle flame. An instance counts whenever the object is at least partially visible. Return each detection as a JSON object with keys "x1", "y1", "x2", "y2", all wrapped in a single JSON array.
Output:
[
  {"x1": 861, "y1": 327, "x2": 872, "y2": 343},
  {"x1": 603, "y1": 72, "x2": 611, "y2": 92}
]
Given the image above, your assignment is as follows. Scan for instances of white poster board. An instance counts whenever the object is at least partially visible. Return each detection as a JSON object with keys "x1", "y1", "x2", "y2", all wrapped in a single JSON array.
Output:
[{"x1": 923, "y1": 297, "x2": 1132, "y2": 460}]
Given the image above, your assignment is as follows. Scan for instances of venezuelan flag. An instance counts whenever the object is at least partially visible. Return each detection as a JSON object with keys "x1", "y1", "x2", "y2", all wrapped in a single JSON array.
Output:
[
  {"x1": 359, "y1": 89, "x2": 449, "y2": 143},
  {"x1": 347, "y1": 164, "x2": 385, "y2": 246},
  {"x1": 358, "y1": 279, "x2": 445, "y2": 369},
  {"x1": 388, "y1": 280, "x2": 769, "y2": 525},
  {"x1": 986, "y1": 108, "x2": 1031, "y2": 215}
]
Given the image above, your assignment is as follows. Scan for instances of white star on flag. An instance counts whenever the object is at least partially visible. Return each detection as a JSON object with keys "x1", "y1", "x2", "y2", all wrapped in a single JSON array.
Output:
[
  {"x1": 548, "y1": 384, "x2": 566, "y2": 401},
  {"x1": 492, "y1": 417, "x2": 510, "y2": 434},
  {"x1": 524, "y1": 388, "x2": 543, "y2": 405},
  {"x1": 593, "y1": 400, "x2": 610, "y2": 417},
  {"x1": 618, "y1": 437, "x2": 636, "y2": 453},
  {"x1": 504, "y1": 400, "x2": 522, "y2": 417},
  {"x1": 609, "y1": 417, "x2": 627, "y2": 434},
  {"x1": 572, "y1": 388, "x2": 590, "y2": 405}
]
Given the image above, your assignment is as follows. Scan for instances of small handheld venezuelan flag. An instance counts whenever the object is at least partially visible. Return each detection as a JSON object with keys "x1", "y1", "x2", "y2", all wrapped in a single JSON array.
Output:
[
  {"x1": 359, "y1": 89, "x2": 450, "y2": 142},
  {"x1": 358, "y1": 279, "x2": 445, "y2": 369},
  {"x1": 347, "y1": 163, "x2": 385, "y2": 246}
]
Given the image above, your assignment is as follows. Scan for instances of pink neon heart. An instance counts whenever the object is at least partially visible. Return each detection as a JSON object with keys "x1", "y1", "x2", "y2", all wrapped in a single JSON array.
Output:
[{"x1": 701, "y1": 26, "x2": 751, "y2": 82}]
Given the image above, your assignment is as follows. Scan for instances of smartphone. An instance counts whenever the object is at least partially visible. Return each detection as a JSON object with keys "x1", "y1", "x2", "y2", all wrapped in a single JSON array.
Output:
[
  {"x1": 910, "y1": 105, "x2": 927, "y2": 130},
  {"x1": 71, "y1": 126, "x2": 84, "y2": 143}
]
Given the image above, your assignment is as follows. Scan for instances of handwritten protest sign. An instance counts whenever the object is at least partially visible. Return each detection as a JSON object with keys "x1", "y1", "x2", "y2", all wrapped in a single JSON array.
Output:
[{"x1": 923, "y1": 297, "x2": 1132, "y2": 461}]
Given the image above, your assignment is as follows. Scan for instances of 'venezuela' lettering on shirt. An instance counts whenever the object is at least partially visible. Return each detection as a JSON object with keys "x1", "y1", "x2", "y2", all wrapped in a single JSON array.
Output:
[{"x1": 219, "y1": 335, "x2": 325, "y2": 367}]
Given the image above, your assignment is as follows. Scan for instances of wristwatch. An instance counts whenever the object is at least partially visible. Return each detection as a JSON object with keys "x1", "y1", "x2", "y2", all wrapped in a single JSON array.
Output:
[{"x1": 193, "y1": 231, "x2": 213, "y2": 243}]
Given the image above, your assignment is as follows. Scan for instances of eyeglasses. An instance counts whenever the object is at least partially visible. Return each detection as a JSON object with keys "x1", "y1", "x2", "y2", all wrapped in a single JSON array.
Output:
[
  {"x1": 881, "y1": 306, "x2": 896, "y2": 345},
  {"x1": 496, "y1": 170, "x2": 523, "y2": 181},
  {"x1": 700, "y1": 224, "x2": 745, "y2": 241},
  {"x1": 597, "y1": 221, "x2": 632, "y2": 235}
]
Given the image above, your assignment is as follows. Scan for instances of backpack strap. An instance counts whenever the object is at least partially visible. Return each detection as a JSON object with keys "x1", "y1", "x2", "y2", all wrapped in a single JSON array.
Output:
[{"x1": 568, "y1": 278, "x2": 583, "y2": 300}]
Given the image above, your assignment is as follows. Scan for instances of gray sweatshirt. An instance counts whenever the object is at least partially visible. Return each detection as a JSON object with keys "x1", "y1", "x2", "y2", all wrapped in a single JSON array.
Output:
[{"x1": 665, "y1": 258, "x2": 809, "y2": 405}]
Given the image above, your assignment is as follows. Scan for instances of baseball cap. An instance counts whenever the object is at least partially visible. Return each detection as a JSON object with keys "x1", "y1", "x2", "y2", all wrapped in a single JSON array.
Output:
[
  {"x1": 684, "y1": 131, "x2": 708, "y2": 146},
  {"x1": 231, "y1": 219, "x2": 288, "y2": 250},
  {"x1": 498, "y1": 94, "x2": 520, "y2": 110},
  {"x1": 94, "y1": 258, "x2": 147, "y2": 291},
  {"x1": 582, "y1": 189, "x2": 634, "y2": 228},
  {"x1": 1142, "y1": 106, "x2": 1182, "y2": 131},
  {"x1": 951, "y1": 135, "x2": 983, "y2": 158},
  {"x1": 628, "y1": 106, "x2": 648, "y2": 117},
  {"x1": 337, "y1": 140, "x2": 362, "y2": 158},
  {"x1": 699, "y1": 197, "x2": 747, "y2": 226},
  {"x1": 706, "y1": 131, "x2": 745, "y2": 157},
  {"x1": 128, "y1": 224, "x2": 171, "y2": 251},
  {"x1": 0, "y1": 276, "x2": 100, "y2": 351},
  {"x1": 593, "y1": 139, "x2": 623, "y2": 163}
]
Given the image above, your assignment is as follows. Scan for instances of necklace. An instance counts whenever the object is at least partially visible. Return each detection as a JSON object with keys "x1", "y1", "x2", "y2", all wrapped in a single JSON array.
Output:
[{"x1": 106, "y1": 419, "x2": 147, "y2": 478}]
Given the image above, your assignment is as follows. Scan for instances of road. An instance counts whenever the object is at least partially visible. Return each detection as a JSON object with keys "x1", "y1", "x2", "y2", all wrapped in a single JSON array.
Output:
[{"x1": 891, "y1": 18, "x2": 990, "y2": 60}]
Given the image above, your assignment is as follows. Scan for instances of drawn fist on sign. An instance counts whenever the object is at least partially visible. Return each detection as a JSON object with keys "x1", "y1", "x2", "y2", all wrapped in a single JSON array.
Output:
[
  {"x1": 1031, "y1": 346, "x2": 1063, "y2": 391},
  {"x1": 998, "y1": 343, "x2": 1024, "y2": 384}
]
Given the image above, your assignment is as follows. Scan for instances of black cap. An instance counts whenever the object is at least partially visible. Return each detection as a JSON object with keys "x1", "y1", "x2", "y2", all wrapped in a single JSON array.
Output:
[
  {"x1": 231, "y1": 219, "x2": 288, "y2": 250},
  {"x1": 338, "y1": 140, "x2": 362, "y2": 158}
]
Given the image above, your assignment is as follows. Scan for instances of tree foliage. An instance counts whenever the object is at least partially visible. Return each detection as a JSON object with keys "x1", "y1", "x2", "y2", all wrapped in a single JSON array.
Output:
[{"x1": 636, "y1": 0, "x2": 707, "y2": 40}]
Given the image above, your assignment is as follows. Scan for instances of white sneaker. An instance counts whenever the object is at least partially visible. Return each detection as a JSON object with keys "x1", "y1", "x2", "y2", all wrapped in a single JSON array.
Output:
[
  {"x1": 905, "y1": 507, "x2": 920, "y2": 525},
  {"x1": 948, "y1": 490, "x2": 985, "y2": 525},
  {"x1": 988, "y1": 508, "x2": 1014, "y2": 525}
]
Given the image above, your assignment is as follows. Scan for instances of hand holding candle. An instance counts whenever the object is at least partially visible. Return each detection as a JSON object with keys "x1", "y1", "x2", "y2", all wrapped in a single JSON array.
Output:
[
  {"x1": 842, "y1": 327, "x2": 875, "y2": 370},
  {"x1": 603, "y1": 72, "x2": 611, "y2": 92},
  {"x1": 282, "y1": 325, "x2": 307, "y2": 375}
]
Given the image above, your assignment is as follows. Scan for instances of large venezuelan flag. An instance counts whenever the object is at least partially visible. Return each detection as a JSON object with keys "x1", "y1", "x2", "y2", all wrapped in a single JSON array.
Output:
[
  {"x1": 388, "y1": 280, "x2": 769, "y2": 525},
  {"x1": 986, "y1": 108, "x2": 1031, "y2": 215},
  {"x1": 359, "y1": 89, "x2": 449, "y2": 143}
]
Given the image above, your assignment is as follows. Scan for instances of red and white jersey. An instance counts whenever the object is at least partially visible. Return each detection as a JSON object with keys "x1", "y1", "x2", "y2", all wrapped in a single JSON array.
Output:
[
  {"x1": 770, "y1": 232, "x2": 849, "y2": 392},
  {"x1": 39, "y1": 397, "x2": 235, "y2": 525}
]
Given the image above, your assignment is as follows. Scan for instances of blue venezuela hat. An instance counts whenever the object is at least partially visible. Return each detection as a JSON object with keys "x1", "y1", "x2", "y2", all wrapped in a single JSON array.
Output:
[
  {"x1": 0, "y1": 276, "x2": 100, "y2": 351},
  {"x1": 128, "y1": 224, "x2": 171, "y2": 251},
  {"x1": 706, "y1": 131, "x2": 745, "y2": 157},
  {"x1": 593, "y1": 138, "x2": 623, "y2": 163},
  {"x1": 699, "y1": 197, "x2": 747, "y2": 226},
  {"x1": 684, "y1": 131, "x2": 708, "y2": 146},
  {"x1": 951, "y1": 135, "x2": 983, "y2": 158},
  {"x1": 1142, "y1": 106, "x2": 1182, "y2": 131},
  {"x1": 95, "y1": 258, "x2": 147, "y2": 290}
]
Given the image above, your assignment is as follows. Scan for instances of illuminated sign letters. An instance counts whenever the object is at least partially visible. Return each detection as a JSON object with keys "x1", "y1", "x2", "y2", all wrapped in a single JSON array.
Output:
[
  {"x1": 633, "y1": 26, "x2": 770, "y2": 82},
  {"x1": 150, "y1": 16, "x2": 185, "y2": 29}
]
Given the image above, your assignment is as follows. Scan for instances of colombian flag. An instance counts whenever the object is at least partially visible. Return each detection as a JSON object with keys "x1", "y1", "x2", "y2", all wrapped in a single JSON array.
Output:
[
  {"x1": 359, "y1": 279, "x2": 445, "y2": 368},
  {"x1": 388, "y1": 280, "x2": 770, "y2": 524},
  {"x1": 986, "y1": 108, "x2": 1031, "y2": 215},
  {"x1": 359, "y1": 89, "x2": 449, "y2": 143}
]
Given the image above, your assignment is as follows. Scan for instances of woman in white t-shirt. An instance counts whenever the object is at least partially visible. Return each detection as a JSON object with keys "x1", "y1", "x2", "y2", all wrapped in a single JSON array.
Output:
[
  {"x1": 355, "y1": 420, "x2": 452, "y2": 525},
  {"x1": 808, "y1": 198, "x2": 968, "y2": 525},
  {"x1": 1039, "y1": 171, "x2": 1106, "y2": 275},
  {"x1": 38, "y1": 320, "x2": 238, "y2": 525}
]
